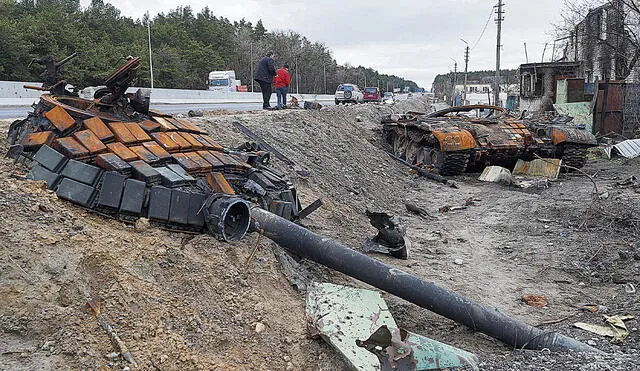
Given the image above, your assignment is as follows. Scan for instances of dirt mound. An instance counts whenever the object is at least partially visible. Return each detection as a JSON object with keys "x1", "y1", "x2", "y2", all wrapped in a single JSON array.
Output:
[{"x1": 1, "y1": 98, "x2": 639, "y2": 370}]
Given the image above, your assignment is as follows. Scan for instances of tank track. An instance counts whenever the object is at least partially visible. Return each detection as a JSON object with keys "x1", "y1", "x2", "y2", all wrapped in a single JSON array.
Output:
[
  {"x1": 440, "y1": 150, "x2": 471, "y2": 176},
  {"x1": 562, "y1": 144, "x2": 588, "y2": 169}
]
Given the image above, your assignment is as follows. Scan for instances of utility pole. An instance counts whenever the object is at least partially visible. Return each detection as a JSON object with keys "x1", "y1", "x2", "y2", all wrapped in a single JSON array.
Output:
[
  {"x1": 450, "y1": 57, "x2": 458, "y2": 106},
  {"x1": 462, "y1": 42, "x2": 469, "y2": 105},
  {"x1": 494, "y1": 0, "x2": 504, "y2": 107},
  {"x1": 524, "y1": 42, "x2": 529, "y2": 63},
  {"x1": 146, "y1": 11, "x2": 154, "y2": 88}
]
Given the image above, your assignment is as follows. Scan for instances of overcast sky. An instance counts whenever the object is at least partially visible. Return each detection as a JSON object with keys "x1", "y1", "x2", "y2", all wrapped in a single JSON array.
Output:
[{"x1": 79, "y1": 0, "x2": 566, "y2": 89}]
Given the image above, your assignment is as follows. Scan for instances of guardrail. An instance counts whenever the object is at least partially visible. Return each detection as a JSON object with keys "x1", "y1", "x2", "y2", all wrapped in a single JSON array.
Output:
[{"x1": 0, "y1": 81, "x2": 335, "y2": 106}]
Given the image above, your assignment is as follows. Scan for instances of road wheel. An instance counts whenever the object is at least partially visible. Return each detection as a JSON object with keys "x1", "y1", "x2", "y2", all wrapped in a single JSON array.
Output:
[
  {"x1": 343, "y1": 90, "x2": 352, "y2": 100},
  {"x1": 335, "y1": 99, "x2": 339, "y2": 105},
  {"x1": 422, "y1": 147, "x2": 470, "y2": 176}
]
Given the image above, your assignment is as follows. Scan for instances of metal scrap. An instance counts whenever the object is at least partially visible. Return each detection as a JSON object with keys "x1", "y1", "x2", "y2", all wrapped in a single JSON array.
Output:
[
  {"x1": 363, "y1": 210, "x2": 410, "y2": 259},
  {"x1": 305, "y1": 283, "x2": 479, "y2": 371},
  {"x1": 612, "y1": 139, "x2": 640, "y2": 159},
  {"x1": 513, "y1": 158, "x2": 561, "y2": 179}
]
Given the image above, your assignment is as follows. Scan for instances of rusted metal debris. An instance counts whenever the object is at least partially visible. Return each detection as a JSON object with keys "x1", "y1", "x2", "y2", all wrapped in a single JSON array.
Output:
[
  {"x1": 8, "y1": 55, "x2": 304, "y2": 241},
  {"x1": 382, "y1": 105, "x2": 598, "y2": 176}
]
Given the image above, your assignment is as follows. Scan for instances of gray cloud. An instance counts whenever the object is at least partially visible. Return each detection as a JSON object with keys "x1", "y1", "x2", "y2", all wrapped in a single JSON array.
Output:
[{"x1": 81, "y1": 0, "x2": 565, "y2": 88}]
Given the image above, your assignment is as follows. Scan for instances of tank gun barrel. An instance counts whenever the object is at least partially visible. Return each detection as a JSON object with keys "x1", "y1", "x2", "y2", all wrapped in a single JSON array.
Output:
[
  {"x1": 251, "y1": 207, "x2": 599, "y2": 353},
  {"x1": 55, "y1": 52, "x2": 78, "y2": 67}
]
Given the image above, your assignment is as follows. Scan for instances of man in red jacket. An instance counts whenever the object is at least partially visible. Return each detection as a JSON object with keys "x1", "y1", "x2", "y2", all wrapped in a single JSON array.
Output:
[{"x1": 273, "y1": 64, "x2": 291, "y2": 109}]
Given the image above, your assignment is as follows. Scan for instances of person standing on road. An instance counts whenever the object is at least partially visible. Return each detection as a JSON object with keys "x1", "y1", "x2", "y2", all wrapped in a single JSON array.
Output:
[
  {"x1": 273, "y1": 64, "x2": 291, "y2": 109},
  {"x1": 254, "y1": 52, "x2": 277, "y2": 110}
]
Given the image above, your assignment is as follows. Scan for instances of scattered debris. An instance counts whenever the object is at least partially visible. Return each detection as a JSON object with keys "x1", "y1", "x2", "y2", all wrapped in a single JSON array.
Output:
[
  {"x1": 521, "y1": 294, "x2": 549, "y2": 308},
  {"x1": 624, "y1": 283, "x2": 636, "y2": 294},
  {"x1": 232, "y1": 121, "x2": 310, "y2": 177},
  {"x1": 438, "y1": 205, "x2": 467, "y2": 213},
  {"x1": 362, "y1": 210, "x2": 410, "y2": 259},
  {"x1": 86, "y1": 300, "x2": 138, "y2": 368},
  {"x1": 187, "y1": 109, "x2": 204, "y2": 117},
  {"x1": 305, "y1": 283, "x2": 479, "y2": 371},
  {"x1": 513, "y1": 158, "x2": 561, "y2": 180},
  {"x1": 612, "y1": 139, "x2": 640, "y2": 159},
  {"x1": 387, "y1": 152, "x2": 458, "y2": 188},
  {"x1": 478, "y1": 166, "x2": 513, "y2": 184},
  {"x1": 405, "y1": 201, "x2": 434, "y2": 219},
  {"x1": 574, "y1": 315, "x2": 635, "y2": 343},
  {"x1": 303, "y1": 101, "x2": 322, "y2": 110},
  {"x1": 357, "y1": 325, "x2": 479, "y2": 371}
]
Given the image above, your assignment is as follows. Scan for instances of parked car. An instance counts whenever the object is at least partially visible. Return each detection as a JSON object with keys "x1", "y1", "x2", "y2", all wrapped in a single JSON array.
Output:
[
  {"x1": 383, "y1": 92, "x2": 394, "y2": 103},
  {"x1": 363, "y1": 87, "x2": 381, "y2": 102},
  {"x1": 335, "y1": 84, "x2": 364, "y2": 104}
]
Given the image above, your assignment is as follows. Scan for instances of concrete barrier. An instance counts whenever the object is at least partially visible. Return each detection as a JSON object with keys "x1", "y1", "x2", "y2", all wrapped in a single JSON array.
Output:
[{"x1": 0, "y1": 81, "x2": 334, "y2": 106}]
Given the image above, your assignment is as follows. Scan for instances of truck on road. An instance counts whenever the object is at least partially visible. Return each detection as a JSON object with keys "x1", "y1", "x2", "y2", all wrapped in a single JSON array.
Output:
[{"x1": 208, "y1": 70, "x2": 239, "y2": 92}]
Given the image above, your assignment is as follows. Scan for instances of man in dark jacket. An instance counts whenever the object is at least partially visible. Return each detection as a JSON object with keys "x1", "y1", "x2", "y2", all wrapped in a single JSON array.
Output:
[{"x1": 254, "y1": 52, "x2": 277, "y2": 109}]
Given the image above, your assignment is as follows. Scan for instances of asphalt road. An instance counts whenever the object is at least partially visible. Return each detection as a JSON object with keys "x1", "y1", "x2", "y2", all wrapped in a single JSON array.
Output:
[{"x1": 0, "y1": 101, "x2": 336, "y2": 120}]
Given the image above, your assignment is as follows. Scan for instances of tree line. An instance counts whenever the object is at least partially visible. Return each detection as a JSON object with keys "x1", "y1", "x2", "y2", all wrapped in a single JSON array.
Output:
[{"x1": 0, "y1": 0, "x2": 419, "y2": 93}]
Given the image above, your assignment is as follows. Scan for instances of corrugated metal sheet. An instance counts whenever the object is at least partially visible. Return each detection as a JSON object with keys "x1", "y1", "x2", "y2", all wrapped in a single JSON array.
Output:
[
  {"x1": 613, "y1": 139, "x2": 640, "y2": 158},
  {"x1": 513, "y1": 158, "x2": 561, "y2": 179}
]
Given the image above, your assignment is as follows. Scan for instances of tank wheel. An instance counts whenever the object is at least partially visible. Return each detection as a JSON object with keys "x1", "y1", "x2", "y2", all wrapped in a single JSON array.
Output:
[
  {"x1": 424, "y1": 148, "x2": 471, "y2": 176},
  {"x1": 562, "y1": 144, "x2": 589, "y2": 169}
]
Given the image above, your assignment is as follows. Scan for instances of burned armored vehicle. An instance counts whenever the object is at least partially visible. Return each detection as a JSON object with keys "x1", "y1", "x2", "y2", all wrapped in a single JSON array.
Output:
[
  {"x1": 382, "y1": 105, "x2": 597, "y2": 175},
  {"x1": 8, "y1": 55, "x2": 301, "y2": 241}
]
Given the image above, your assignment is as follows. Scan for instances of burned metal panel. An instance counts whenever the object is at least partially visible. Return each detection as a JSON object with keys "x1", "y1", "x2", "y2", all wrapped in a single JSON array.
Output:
[
  {"x1": 33, "y1": 145, "x2": 68, "y2": 172},
  {"x1": 95, "y1": 153, "x2": 132, "y2": 173},
  {"x1": 23, "y1": 131, "x2": 55, "y2": 151},
  {"x1": 83, "y1": 117, "x2": 114, "y2": 142},
  {"x1": 513, "y1": 158, "x2": 561, "y2": 179},
  {"x1": 72, "y1": 129, "x2": 107, "y2": 154},
  {"x1": 106, "y1": 142, "x2": 138, "y2": 162},
  {"x1": 53, "y1": 137, "x2": 90, "y2": 159},
  {"x1": 44, "y1": 105, "x2": 77, "y2": 134},
  {"x1": 306, "y1": 283, "x2": 397, "y2": 371}
]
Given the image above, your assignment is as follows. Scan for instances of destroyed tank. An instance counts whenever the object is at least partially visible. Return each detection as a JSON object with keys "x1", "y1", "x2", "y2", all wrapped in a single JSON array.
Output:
[
  {"x1": 7, "y1": 54, "x2": 303, "y2": 241},
  {"x1": 382, "y1": 105, "x2": 597, "y2": 175}
]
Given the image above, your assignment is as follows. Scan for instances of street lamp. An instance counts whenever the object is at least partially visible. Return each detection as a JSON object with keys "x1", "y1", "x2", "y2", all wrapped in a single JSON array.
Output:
[{"x1": 460, "y1": 38, "x2": 469, "y2": 105}]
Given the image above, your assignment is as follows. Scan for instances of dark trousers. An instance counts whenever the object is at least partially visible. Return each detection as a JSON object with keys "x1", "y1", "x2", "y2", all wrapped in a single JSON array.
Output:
[{"x1": 257, "y1": 80, "x2": 272, "y2": 109}]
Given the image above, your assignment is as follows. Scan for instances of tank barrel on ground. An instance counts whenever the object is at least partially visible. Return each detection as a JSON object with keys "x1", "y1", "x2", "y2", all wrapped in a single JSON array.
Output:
[{"x1": 251, "y1": 207, "x2": 598, "y2": 353}]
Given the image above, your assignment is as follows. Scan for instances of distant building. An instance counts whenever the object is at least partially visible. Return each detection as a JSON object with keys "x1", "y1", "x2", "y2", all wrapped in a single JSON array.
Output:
[
  {"x1": 453, "y1": 83, "x2": 518, "y2": 106},
  {"x1": 561, "y1": 0, "x2": 638, "y2": 82}
]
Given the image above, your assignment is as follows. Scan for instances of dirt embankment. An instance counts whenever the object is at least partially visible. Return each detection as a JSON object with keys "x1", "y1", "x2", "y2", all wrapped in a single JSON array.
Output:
[{"x1": 1, "y1": 98, "x2": 639, "y2": 370}]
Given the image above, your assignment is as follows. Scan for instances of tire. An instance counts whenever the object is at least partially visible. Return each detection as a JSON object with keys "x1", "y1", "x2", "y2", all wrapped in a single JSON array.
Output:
[
  {"x1": 335, "y1": 99, "x2": 339, "y2": 105},
  {"x1": 344, "y1": 90, "x2": 352, "y2": 99}
]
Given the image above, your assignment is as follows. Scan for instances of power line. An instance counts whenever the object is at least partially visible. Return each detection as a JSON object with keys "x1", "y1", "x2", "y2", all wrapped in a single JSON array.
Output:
[{"x1": 471, "y1": 3, "x2": 496, "y2": 50}]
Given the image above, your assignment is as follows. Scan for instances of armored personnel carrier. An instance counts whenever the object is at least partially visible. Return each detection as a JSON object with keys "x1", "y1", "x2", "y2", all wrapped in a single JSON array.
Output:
[
  {"x1": 382, "y1": 105, "x2": 597, "y2": 175},
  {"x1": 8, "y1": 55, "x2": 301, "y2": 241}
]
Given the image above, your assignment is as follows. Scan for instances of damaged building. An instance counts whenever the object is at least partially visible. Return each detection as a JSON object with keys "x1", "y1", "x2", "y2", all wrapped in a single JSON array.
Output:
[{"x1": 519, "y1": 62, "x2": 582, "y2": 112}]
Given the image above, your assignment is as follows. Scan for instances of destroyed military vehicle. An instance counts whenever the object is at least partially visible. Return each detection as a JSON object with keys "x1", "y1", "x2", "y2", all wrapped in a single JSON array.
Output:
[
  {"x1": 7, "y1": 54, "x2": 302, "y2": 241},
  {"x1": 382, "y1": 105, "x2": 597, "y2": 175}
]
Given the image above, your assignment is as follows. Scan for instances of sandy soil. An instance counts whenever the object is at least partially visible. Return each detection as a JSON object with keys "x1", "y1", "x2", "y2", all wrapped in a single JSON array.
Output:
[{"x1": 1, "y1": 98, "x2": 638, "y2": 370}]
